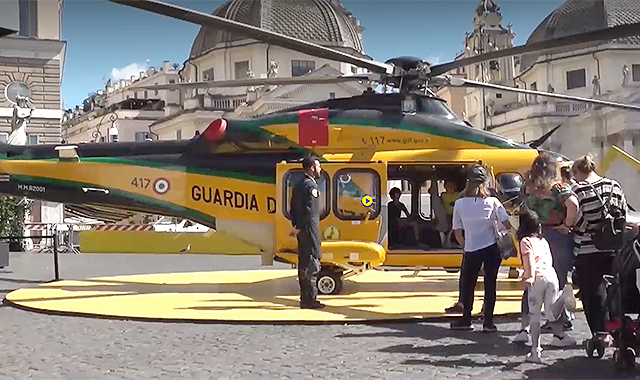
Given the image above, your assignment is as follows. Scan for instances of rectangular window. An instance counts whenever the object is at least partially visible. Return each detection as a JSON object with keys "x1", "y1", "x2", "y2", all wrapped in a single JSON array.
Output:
[
  {"x1": 291, "y1": 60, "x2": 315, "y2": 77},
  {"x1": 234, "y1": 61, "x2": 249, "y2": 79},
  {"x1": 632, "y1": 64, "x2": 640, "y2": 82},
  {"x1": 0, "y1": 133, "x2": 7, "y2": 143},
  {"x1": 203, "y1": 68, "x2": 214, "y2": 81},
  {"x1": 334, "y1": 169, "x2": 380, "y2": 220},
  {"x1": 169, "y1": 79, "x2": 176, "y2": 84},
  {"x1": 566, "y1": 68, "x2": 586, "y2": 90},
  {"x1": 144, "y1": 90, "x2": 148, "y2": 98},
  {"x1": 19, "y1": 0, "x2": 37, "y2": 37},
  {"x1": 283, "y1": 170, "x2": 330, "y2": 220},
  {"x1": 329, "y1": 92, "x2": 336, "y2": 99},
  {"x1": 134, "y1": 132, "x2": 149, "y2": 142},
  {"x1": 176, "y1": 129, "x2": 182, "y2": 140},
  {"x1": 27, "y1": 134, "x2": 38, "y2": 145}
]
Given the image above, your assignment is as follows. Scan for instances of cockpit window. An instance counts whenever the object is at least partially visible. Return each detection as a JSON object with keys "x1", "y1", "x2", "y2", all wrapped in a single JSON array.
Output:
[{"x1": 418, "y1": 97, "x2": 461, "y2": 121}]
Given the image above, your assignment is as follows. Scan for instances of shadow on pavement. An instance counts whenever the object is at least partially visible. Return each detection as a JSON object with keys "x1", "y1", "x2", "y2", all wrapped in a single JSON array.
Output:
[
  {"x1": 338, "y1": 319, "x2": 640, "y2": 378},
  {"x1": 523, "y1": 356, "x2": 640, "y2": 379}
]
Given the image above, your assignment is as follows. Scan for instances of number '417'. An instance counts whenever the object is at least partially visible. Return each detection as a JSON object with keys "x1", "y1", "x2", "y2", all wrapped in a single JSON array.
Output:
[{"x1": 131, "y1": 177, "x2": 150, "y2": 188}]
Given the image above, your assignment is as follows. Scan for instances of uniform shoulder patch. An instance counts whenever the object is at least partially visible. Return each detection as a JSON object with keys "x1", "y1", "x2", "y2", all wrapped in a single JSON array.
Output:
[{"x1": 311, "y1": 188, "x2": 319, "y2": 198}]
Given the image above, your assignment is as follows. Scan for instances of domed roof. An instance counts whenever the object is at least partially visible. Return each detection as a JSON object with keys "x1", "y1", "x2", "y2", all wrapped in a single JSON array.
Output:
[
  {"x1": 520, "y1": 0, "x2": 640, "y2": 71},
  {"x1": 190, "y1": 0, "x2": 364, "y2": 59}
]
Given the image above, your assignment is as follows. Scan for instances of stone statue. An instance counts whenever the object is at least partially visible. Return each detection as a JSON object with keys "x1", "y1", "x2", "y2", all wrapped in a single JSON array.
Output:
[
  {"x1": 623, "y1": 65, "x2": 630, "y2": 87},
  {"x1": 267, "y1": 60, "x2": 279, "y2": 78},
  {"x1": 547, "y1": 84, "x2": 555, "y2": 93},
  {"x1": 8, "y1": 94, "x2": 32, "y2": 146},
  {"x1": 592, "y1": 75, "x2": 601, "y2": 96},
  {"x1": 246, "y1": 69, "x2": 255, "y2": 92},
  {"x1": 486, "y1": 98, "x2": 495, "y2": 117}
]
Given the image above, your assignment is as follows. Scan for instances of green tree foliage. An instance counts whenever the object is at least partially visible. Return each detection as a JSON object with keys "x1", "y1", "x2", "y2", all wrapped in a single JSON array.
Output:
[{"x1": 0, "y1": 196, "x2": 30, "y2": 251}]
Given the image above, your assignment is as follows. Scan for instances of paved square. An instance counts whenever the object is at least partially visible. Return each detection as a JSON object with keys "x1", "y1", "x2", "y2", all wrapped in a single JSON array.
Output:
[{"x1": 0, "y1": 253, "x2": 637, "y2": 379}]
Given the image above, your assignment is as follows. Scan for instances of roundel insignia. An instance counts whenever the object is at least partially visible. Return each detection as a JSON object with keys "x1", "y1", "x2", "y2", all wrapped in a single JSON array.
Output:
[
  {"x1": 323, "y1": 226, "x2": 340, "y2": 240},
  {"x1": 153, "y1": 178, "x2": 171, "y2": 195},
  {"x1": 361, "y1": 195, "x2": 373, "y2": 207},
  {"x1": 311, "y1": 188, "x2": 319, "y2": 198}
]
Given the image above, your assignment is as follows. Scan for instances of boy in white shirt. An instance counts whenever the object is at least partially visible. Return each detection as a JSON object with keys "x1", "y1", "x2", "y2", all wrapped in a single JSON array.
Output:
[{"x1": 516, "y1": 208, "x2": 577, "y2": 363}]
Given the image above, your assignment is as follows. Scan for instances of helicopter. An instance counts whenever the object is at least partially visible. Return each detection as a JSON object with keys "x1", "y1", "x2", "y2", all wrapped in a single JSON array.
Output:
[{"x1": 1, "y1": 0, "x2": 640, "y2": 295}]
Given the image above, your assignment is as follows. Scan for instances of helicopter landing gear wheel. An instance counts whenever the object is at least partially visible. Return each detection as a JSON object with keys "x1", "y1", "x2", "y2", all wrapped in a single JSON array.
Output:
[{"x1": 316, "y1": 268, "x2": 343, "y2": 295}]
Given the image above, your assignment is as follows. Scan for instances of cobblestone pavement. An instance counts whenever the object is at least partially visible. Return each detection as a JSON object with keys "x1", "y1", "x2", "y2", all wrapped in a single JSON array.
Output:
[{"x1": 0, "y1": 252, "x2": 638, "y2": 379}]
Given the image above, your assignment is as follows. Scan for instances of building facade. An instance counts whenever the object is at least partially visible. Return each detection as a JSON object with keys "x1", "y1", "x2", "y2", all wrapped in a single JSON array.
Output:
[
  {"x1": 0, "y1": 0, "x2": 65, "y2": 145},
  {"x1": 151, "y1": 0, "x2": 370, "y2": 138},
  {"x1": 62, "y1": 61, "x2": 179, "y2": 143},
  {"x1": 0, "y1": 0, "x2": 66, "y2": 231},
  {"x1": 441, "y1": 0, "x2": 640, "y2": 208}
]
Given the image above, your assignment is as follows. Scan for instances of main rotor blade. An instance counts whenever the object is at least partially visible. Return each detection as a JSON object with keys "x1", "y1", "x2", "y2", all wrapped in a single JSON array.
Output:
[
  {"x1": 430, "y1": 22, "x2": 640, "y2": 76},
  {"x1": 445, "y1": 77, "x2": 640, "y2": 112},
  {"x1": 130, "y1": 74, "x2": 379, "y2": 91},
  {"x1": 106, "y1": 0, "x2": 394, "y2": 75}
]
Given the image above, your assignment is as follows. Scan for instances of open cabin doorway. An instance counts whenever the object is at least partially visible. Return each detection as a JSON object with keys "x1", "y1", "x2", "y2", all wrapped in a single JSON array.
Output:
[{"x1": 385, "y1": 163, "x2": 470, "y2": 256}]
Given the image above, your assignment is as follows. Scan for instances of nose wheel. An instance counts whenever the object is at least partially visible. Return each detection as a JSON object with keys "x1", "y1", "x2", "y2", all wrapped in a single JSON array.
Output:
[{"x1": 316, "y1": 269, "x2": 343, "y2": 295}]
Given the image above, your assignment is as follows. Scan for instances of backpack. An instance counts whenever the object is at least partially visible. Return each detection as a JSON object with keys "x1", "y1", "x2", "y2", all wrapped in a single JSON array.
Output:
[{"x1": 588, "y1": 181, "x2": 626, "y2": 251}]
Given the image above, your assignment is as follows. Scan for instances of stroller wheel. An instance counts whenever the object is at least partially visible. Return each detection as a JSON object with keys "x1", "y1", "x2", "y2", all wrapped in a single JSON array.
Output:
[
  {"x1": 613, "y1": 348, "x2": 636, "y2": 373},
  {"x1": 586, "y1": 337, "x2": 606, "y2": 359},
  {"x1": 624, "y1": 348, "x2": 636, "y2": 372},
  {"x1": 597, "y1": 343, "x2": 606, "y2": 358}
]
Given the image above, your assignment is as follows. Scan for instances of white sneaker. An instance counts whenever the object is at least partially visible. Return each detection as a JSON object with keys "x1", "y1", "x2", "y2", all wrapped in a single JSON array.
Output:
[
  {"x1": 550, "y1": 335, "x2": 577, "y2": 347},
  {"x1": 513, "y1": 329, "x2": 530, "y2": 343},
  {"x1": 525, "y1": 348, "x2": 543, "y2": 363}
]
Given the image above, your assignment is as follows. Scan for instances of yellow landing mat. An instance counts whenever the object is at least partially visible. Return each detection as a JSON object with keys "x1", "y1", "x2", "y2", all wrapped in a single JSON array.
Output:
[{"x1": 4, "y1": 269, "x2": 582, "y2": 323}]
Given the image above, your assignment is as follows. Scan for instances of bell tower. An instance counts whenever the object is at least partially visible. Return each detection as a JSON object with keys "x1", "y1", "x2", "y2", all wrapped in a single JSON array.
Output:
[{"x1": 459, "y1": 0, "x2": 517, "y2": 129}]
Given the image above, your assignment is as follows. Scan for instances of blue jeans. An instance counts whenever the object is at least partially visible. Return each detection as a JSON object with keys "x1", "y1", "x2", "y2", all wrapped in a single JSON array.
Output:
[
  {"x1": 542, "y1": 226, "x2": 575, "y2": 323},
  {"x1": 541, "y1": 227, "x2": 574, "y2": 288}
]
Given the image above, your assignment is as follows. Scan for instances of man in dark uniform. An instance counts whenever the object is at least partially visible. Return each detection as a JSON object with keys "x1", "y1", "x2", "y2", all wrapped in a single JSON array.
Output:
[{"x1": 290, "y1": 156, "x2": 324, "y2": 309}]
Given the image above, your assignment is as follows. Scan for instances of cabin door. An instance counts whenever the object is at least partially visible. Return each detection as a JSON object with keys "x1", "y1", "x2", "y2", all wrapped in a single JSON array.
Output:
[{"x1": 274, "y1": 161, "x2": 387, "y2": 256}]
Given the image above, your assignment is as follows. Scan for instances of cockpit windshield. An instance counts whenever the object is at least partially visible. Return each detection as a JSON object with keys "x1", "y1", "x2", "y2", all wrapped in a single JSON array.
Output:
[{"x1": 417, "y1": 96, "x2": 462, "y2": 122}]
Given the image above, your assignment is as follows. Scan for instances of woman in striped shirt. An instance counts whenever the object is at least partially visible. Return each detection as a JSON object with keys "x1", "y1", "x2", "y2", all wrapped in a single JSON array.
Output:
[{"x1": 570, "y1": 154, "x2": 628, "y2": 346}]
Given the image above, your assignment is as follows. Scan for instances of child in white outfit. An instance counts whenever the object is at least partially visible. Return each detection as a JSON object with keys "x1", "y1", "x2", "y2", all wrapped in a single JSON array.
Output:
[{"x1": 516, "y1": 208, "x2": 576, "y2": 363}]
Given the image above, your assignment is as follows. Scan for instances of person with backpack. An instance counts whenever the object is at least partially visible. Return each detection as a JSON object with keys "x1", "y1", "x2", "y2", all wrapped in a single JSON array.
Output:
[{"x1": 570, "y1": 154, "x2": 628, "y2": 348}]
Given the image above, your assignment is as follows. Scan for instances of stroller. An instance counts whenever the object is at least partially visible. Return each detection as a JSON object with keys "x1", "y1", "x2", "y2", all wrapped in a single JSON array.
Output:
[{"x1": 587, "y1": 233, "x2": 640, "y2": 373}]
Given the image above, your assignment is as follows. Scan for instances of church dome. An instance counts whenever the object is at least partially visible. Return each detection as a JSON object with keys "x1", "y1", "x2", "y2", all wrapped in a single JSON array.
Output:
[
  {"x1": 520, "y1": 0, "x2": 640, "y2": 71},
  {"x1": 189, "y1": 0, "x2": 365, "y2": 59}
]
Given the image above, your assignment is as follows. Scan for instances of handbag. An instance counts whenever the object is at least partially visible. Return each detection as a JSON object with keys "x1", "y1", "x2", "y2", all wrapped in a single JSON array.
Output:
[
  {"x1": 492, "y1": 202, "x2": 517, "y2": 260},
  {"x1": 588, "y1": 182, "x2": 626, "y2": 251}
]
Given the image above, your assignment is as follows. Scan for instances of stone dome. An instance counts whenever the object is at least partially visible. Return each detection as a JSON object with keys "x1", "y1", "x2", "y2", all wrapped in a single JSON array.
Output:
[
  {"x1": 189, "y1": 0, "x2": 365, "y2": 59},
  {"x1": 520, "y1": 0, "x2": 640, "y2": 71}
]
